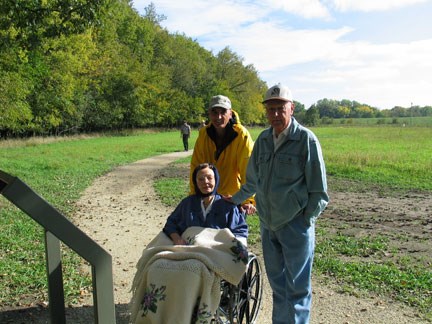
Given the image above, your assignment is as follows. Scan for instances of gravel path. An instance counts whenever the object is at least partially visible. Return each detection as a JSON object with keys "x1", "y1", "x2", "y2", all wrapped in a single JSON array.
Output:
[{"x1": 4, "y1": 151, "x2": 426, "y2": 323}]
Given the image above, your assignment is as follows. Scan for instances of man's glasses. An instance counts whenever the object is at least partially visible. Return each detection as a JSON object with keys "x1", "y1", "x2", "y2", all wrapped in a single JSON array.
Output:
[{"x1": 266, "y1": 106, "x2": 287, "y2": 114}]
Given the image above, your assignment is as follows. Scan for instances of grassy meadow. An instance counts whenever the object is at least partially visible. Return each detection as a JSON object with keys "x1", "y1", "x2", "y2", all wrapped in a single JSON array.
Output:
[
  {"x1": 327, "y1": 116, "x2": 432, "y2": 127},
  {"x1": 0, "y1": 130, "x2": 198, "y2": 306},
  {"x1": 315, "y1": 126, "x2": 432, "y2": 190},
  {"x1": 0, "y1": 125, "x2": 431, "y2": 318}
]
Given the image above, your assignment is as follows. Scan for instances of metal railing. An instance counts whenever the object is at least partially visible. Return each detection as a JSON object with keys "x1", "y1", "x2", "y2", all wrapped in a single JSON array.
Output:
[{"x1": 0, "y1": 170, "x2": 116, "y2": 323}]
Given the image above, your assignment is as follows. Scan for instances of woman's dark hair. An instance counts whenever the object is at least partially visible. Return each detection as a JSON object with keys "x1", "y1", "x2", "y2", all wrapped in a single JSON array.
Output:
[{"x1": 192, "y1": 163, "x2": 220, "y2": 197}]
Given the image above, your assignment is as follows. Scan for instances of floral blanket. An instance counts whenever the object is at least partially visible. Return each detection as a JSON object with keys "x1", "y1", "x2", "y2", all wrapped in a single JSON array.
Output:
[{"x1": 129, "y1": 227, "x2": 248, "y2": 324}]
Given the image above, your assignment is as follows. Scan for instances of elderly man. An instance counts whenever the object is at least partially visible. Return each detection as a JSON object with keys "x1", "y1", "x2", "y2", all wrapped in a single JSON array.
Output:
[
  {"x1": 190, "y1": 94, "x2": 255, "y2": 215},
  {"x1": 228, "y1": 84, "x2": 329, "y2": 323}
]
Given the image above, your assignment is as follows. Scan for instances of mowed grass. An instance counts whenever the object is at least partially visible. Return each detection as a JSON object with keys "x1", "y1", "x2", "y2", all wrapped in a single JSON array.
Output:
[
  {"x1": 315, "y1": 127, "x2": 432, "y2": 190},
  {"x1": 0, "y1": 130, "x2": 197, "y2": 306},
  {"x1": 1, "y1": 126, "x2": 431, "y2": 317},
  {"x1": 331, "y1": 116, "x2": 432, "y2": 127}
]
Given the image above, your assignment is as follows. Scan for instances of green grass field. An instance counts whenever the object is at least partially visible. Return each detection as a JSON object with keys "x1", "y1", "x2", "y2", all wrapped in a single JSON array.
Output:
[
  {"x1": 247, "y1": 126, "x2": 432, "y2": 190},
  {"x1": 316, "y1": 126, "x2": 432, "y2": 190},
  {"x1": 322, "y1": 116, "x2": 432, "y2": 127},
  {"x1": 0, "y1": 130, "x2": 198, "y2": 306},
  {"x1": 1, "y1": 126, "x2": 431, "y2": 318}
]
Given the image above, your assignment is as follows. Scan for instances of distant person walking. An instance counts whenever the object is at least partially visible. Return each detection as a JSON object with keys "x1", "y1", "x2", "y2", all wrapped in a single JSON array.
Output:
[
  {"x1": 226, "y1": 83, "x2": 329, "y2": 324},
  {"x1": 180, "y1": 120, "x2": 191, "y2": 151}
]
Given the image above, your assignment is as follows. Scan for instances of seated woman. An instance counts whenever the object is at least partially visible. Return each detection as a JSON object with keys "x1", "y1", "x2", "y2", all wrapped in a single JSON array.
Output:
[
  {"x1": 163, "y1": 162, "x2": 248, "y2": 246},
  {"x1": 130, "y1": 163, "x2": 248, "y2": 324}
]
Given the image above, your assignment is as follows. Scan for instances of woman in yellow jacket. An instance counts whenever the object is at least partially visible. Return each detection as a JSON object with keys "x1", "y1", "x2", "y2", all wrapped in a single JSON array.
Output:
[{"x1": 190, "y1": 95, "x2": 256, "y2": 215}]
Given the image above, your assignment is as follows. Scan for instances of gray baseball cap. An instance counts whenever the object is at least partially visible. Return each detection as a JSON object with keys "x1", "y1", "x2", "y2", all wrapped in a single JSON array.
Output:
[
  {"x1": 263, "y1": 83, "x2": 293, "y2": 103},
  {"x1": 208, "y1": 95, "x2": 232, "y2": 110}
]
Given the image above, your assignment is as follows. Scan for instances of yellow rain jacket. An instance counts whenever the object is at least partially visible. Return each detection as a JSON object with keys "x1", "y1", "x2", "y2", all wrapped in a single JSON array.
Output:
[{"x1": 190, "y1": 110, "x2": 255, "y2": 206}]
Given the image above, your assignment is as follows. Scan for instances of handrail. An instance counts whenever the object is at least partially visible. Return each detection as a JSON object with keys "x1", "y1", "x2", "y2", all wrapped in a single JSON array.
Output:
[{"x1": 0, "y1": 169, "x2": 116, "y2": 323}]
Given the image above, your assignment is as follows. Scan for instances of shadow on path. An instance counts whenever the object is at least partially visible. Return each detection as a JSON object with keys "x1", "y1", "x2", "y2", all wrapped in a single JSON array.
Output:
[{"x1": 0, "y1": 303, "x2": 131, "y2": 324}]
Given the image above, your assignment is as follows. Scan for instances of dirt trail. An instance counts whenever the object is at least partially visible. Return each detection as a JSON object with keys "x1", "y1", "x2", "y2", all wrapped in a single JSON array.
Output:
[{"x1": 2, "y1": 151, "x2": 427, "y2": 323}]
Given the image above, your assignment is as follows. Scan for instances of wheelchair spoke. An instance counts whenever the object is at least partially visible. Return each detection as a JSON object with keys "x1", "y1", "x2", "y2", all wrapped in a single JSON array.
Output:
[{"x1": 215, "y1": 254, "x2": 263, "y2": 324}]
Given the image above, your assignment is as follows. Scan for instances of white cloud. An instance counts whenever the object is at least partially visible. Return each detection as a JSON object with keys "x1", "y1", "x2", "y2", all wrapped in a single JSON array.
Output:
[
  {"x1": 132, "y1": 0, "x2": 432, "y2": 109},
  {"x1": 261, "y1": 38, "x2": 432, "y2": 108},
  {"x1": 327, "y1": 0, "x2": 430, "y2": 12},
  {"x1": 263, "y1": 0, "x2": 331, "y2": 18},
  {"x1": 217, "y1": 23, "x2": 354, "y2": 71},
  {"x1": 134, "y1": 0, "x2": 264, "y2": 38}
]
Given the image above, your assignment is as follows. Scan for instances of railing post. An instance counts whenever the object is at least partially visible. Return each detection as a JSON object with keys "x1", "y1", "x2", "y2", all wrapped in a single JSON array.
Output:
[
  {"x1": 92, "y1": 257, "x2": 116, "y2": 323},
  {"x1": 45, "y1": 230, "x2": 66, "y2": 323},
  {"x1": 0, "y1": 170, "x2": 116, "y2": 324}
]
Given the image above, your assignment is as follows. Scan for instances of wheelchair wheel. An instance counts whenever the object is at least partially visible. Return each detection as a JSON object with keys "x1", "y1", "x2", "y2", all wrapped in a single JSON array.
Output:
[{"x1": 215, "y1": 254, "x2": 263, "y2": 324}]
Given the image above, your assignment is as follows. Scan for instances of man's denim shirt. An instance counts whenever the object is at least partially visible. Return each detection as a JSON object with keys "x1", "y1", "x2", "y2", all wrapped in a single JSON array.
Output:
[{"x1": 233, "y1": 117, "x2": 329, "y2": 231}]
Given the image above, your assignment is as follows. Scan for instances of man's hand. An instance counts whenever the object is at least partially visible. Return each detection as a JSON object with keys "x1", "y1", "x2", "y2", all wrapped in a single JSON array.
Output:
[
  {"x1": 241, "y1": 203, "x2": 256, "y2": 215},
  {"x1": 222, "y1": 195, "x2": 256, "y2": 215}
]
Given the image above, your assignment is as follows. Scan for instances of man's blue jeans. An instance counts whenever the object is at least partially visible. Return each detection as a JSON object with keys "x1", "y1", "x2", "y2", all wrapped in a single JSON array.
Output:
[{"x1": 261, "y1": 215, "x2": 315, "y2": 324}]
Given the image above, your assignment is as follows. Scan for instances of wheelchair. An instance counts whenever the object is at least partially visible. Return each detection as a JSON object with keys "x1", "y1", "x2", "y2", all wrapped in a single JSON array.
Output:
[{"x1": 214, "y1": 253, "x2": 263, "y2": 324}]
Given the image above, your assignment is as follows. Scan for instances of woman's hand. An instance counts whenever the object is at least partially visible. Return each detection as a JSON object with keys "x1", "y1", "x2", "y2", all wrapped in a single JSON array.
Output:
[
  {"x1": 170, "y1": 233, "x2": 187, "y2": 245},
  {"x1": 173, "y1": 237, "x2": 187, "y2": 245}
]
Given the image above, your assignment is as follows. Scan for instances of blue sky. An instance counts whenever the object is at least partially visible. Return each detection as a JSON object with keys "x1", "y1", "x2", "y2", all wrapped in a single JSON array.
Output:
[{"x1": 132, "y1": 0, "x2": 432, "y2": 110}]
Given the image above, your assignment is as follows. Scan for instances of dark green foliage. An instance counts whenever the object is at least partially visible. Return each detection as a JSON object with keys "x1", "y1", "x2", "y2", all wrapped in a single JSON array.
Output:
[
  {"x1": 0, "y1": 0, "x2": 109, "y2": 50},
  {"x1": 0, "y1": 1, "x2": 266, "y2": 137},
  {"x1": 304, "y1": 104, "x2": 320, "y2": 126},
  {"x1": 314, "y1": 98, "x2": 432, "y2": 120},
  {"x1": 1, "y1": 1, "x2": 430, "y2": 138}
]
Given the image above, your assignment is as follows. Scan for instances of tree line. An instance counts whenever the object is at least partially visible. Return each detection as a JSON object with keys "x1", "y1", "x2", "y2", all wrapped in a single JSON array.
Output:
[
  {"x1": 1, "y1": 1, "x2": 430, "y2": 138},
  {"x1": 294, "y1": 99, "x2": 432, "y2": 126},
  {"x1": 0, "y1": 0, "x2": 266, "y2": 138}
]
